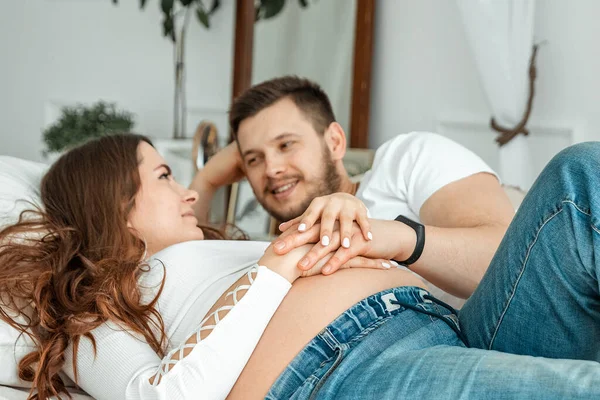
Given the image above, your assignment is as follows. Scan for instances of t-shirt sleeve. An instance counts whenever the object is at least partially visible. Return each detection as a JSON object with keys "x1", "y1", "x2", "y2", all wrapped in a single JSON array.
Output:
[
  {"x1": 63, "y1": 265, "x2": 290, "y2": 400},
  {"x1": 374, "y1": 132, "x2": 498, "y2": 217}
]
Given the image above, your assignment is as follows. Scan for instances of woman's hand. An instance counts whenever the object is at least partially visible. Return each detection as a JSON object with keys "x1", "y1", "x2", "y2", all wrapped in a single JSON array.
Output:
[
  {"x1": 272, "y1": 221, "x2": 396, "y2": 276},
  {"x1": 278, "y1": 193, "x2": 372, "y2": 249},
  {"x1": 259, "y1": 240, "x2": 393, "y2": 283}
]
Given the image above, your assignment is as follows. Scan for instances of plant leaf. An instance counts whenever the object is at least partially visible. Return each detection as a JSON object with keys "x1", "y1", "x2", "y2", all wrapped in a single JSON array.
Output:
[
  {"x1": 179, "y1": 0, "x2": 195, "y2": 6},
  {"x1": 196, "y1": 8, "x2": 210, "y2": 29},
  {"x1": 261, "y1": 0, "x2": 286, "y2": 20},
  {"x1": 161, "y1": 0, "x2": 175, "y2": 14},
  {"x1": 162, "y1": 15, "x2": 176, "y2": 42},
  {"x1": 298, "y1": 0, "x2": 308, "y2": 7},
  {"x1": 140, "y1": 0, "x2": 148, "y2": 8},
  {"x1": 42, "y1": 101, "x2": 135, "y2": 153},
  {"x1": 255, "y1": 6, "x2": 261, "y2": 22},
  {"x1": 112, "y1": 0, "x2": 119, "y2": 4},
  {"x1": 209, "y1": 0, "x2": 221, "y2": 14}
]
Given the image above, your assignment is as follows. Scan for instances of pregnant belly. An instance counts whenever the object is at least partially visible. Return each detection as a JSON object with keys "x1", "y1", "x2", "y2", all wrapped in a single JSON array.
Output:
[{"x1": 227, "y1": 268, "x2": 427, "y2": 399}]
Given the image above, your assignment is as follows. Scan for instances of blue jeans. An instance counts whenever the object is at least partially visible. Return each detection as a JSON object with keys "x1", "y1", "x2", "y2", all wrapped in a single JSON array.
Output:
[
  {"x1": 266, "y1": 143, "x2": 600, "y2": 399},
  {"x1": 460, "y1": 142, "x2": 600, "y2": 360}
]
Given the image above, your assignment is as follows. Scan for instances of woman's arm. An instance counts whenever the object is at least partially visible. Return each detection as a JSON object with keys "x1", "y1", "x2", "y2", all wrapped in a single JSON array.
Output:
[{"x1": 64, "y1": 265, "x2": 290, "y2": 400}]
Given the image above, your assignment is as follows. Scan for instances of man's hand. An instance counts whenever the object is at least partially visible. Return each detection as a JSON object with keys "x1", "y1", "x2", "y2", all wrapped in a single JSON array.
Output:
[
  {"x1": 200, "y1": 141, "x2": 245, "y2": 188},
  {"x1": 260, "y1": 239, "x2": 393, "y2": 283},
  {"x1": 272, "y1": 220, "x2": 403, "y2": 275},
  {"x1": 189, "y1": 142, "x2": 245, "y2": 222},
  {"x1": 278, "y1": 193, "x2": 372, "y2": 248}
]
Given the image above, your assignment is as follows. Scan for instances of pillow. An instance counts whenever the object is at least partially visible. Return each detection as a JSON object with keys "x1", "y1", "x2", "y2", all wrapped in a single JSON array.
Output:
[
  {"x1": 0, "y1": 156, "x2": 47, "y2": 387},
  {"x1": 0, "y1": 156, "x2": 47, "y2": 229}
]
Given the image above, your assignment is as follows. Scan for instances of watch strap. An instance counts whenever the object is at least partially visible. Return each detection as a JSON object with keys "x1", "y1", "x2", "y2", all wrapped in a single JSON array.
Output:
[{"x1": 393, "y1": 215, "x2": 425, "y2": 266}]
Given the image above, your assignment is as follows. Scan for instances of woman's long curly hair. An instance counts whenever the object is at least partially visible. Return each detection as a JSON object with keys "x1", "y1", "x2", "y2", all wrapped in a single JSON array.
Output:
[{"x1": 0, "y1": 134, "x2": 226, "y2": 399}]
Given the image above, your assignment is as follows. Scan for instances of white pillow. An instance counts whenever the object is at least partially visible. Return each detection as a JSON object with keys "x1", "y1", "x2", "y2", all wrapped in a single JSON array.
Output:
[
  {"x1": 0, "y1": 156, "x2": 47, "y2": 229},
  {"x1": 0, "y1": 156, "x2": 47, "y2": 387}
]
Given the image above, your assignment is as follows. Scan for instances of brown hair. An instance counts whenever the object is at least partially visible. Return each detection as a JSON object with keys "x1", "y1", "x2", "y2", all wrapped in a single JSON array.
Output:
[
  {"x1": 229, "y1": 75, "x2": 336, "y2": 139},
  {"x1": 0, "y1": 134, "x2": 225, "y2": 399}
]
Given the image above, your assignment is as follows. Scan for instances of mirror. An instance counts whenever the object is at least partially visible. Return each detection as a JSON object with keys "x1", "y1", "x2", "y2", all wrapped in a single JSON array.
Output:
[
  {"x1": 252, "y1": 0, "x2": 357, "y2": 134},
  {"x1": 231, "y1": 0, "x2": 375, "y2": 148}
]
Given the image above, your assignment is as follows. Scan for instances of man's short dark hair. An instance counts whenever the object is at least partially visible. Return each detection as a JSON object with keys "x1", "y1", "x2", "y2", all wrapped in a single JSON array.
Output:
[{"x1": 229, "y1": 76, "x2": 336, "y2": 139}]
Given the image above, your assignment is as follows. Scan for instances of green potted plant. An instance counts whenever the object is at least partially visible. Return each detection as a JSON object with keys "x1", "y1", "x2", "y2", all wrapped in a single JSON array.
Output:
[{"x1": 43, "y1": 101, "x2": 135, "y2": 161}]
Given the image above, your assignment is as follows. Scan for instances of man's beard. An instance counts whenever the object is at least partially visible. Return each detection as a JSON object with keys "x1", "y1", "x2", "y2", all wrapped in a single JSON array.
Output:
[{"x1": 258, "y1": 146, "x2": 342, "y2": 222}]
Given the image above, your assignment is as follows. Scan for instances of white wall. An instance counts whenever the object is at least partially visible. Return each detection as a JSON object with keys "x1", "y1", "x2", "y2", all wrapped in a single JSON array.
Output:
[
  {"x1": 370, "y1": 0, "x2": 488, "y2": 146},
  {"x1": 4, "y1": 0, "x2": 600, "y2": 174},
  {"x1": 0, "y1": 0, "x2": 234, "y2": 162},
  {"x1": 370, "y1": 0, "x2": 600, "y2": 182},
  {"x1": 532, "y1": 0, "x2": 600, "y2": 142}
]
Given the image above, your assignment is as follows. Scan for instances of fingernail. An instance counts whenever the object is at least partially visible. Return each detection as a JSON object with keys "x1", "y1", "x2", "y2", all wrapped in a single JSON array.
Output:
[
  {"x1": 279, "y1": 222, "x2": 285, "y2": 230},
  {"x1": 298, "y1": 223, "x2": 307, "y2": 232},
  {"x1": 321, "y1": 235, "x2": 330, "y2": 246},
  {"x1": 382, "y1": 262, "x2": 391, "y2": 269},
  {"x1": 300, "y1": 258, "x2": 309, "y2": 267},
  {"x1": 342, "y1": 237, "x2": 350, "y2": 248},
  {"x1": 323, "y1": 265, "x2": 331, "y2": 274},
  {"x1": 367, "y1": 231, "x2": 373, "y2": 240},
  {"x1": 274, "y1": 241, "x2": 285, "y2": 250},
  {"x1": 390, "y1": 260, "x2": 401, "y2": 268}
]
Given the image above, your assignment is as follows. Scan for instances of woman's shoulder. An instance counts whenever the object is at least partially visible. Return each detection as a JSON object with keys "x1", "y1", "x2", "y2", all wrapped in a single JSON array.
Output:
[
  {"x1": 140, "y1": 240, "x2": 270, "y2": 292},
  {"x1": 151, "y1": 240, "x2": 269, "y2": 268}
]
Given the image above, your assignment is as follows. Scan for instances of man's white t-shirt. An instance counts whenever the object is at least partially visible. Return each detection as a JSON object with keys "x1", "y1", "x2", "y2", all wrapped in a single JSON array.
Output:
[
  {"x1": 356, "y1": 132, "x2": 497, "y2": 222},
  {"x1": 355, "y1": 132, "x2": 498, "y2": 307}
]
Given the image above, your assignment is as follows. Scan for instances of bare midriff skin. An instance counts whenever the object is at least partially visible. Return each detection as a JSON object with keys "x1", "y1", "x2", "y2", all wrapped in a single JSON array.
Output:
[{"x1": 225, "y1": 267, "x2": 427, "y2": 399}]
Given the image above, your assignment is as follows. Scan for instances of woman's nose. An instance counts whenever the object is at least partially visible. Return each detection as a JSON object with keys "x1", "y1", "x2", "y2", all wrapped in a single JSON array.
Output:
[{"x1": 182, "y1": 187, "x2": 199, "y2": 204}]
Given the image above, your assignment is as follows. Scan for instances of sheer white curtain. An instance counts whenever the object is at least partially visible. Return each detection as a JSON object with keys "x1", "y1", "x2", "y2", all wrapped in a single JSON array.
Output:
[{"x1": 457, "y1": 0, "x2": 536, "y2": 190}]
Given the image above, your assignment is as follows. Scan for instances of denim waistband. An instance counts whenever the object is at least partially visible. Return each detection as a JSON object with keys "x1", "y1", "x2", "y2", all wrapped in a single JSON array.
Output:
[{"x1": 266, "y1": 286, "x2": 460, "y2": 400}]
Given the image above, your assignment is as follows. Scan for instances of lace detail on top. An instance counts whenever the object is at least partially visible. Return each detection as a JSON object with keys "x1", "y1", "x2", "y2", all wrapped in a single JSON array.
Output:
[{"x1": 150, "y1": 266, "x2": 258, "y2": 385}]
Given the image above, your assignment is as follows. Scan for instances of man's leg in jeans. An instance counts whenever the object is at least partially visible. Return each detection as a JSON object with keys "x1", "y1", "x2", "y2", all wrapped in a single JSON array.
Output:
[
  {"x1": 316, "y1": 310, "x2": 600, "y2": 399},
  {"x1": 318, "y1": 346, "x2": 600, "y2": 399},
  {"x1": 460, "y1": 142, "x2": 600, "y2": 360}
]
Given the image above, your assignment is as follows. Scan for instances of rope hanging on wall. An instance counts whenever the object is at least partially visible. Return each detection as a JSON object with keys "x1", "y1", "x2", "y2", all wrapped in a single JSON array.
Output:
[{"x1": 490, "y1": 44, "x2": 541, "y2": 147}]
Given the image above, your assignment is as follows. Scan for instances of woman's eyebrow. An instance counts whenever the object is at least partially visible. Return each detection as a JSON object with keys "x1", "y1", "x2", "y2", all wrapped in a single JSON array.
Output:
[{"x1": 154, "y1": 164, "x2": 172, "y2": 174}]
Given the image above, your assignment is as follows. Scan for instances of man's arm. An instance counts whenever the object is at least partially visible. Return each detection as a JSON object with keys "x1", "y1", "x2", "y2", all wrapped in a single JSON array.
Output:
[
  {"x1": 269, "y1": 173, "x2": 512, "y2": 298},
  {"x1": 394, "y1": 172, "x2": 514, "y2": 298},
  {"x1": 189, "y1": 142, "x2": 245, "y2": 223}
]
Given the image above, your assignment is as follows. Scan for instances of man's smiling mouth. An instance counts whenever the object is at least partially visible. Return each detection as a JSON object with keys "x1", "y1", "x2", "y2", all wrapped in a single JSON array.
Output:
[{"x1": 270, "y1": 180, "x2": 299, "y2": 198}]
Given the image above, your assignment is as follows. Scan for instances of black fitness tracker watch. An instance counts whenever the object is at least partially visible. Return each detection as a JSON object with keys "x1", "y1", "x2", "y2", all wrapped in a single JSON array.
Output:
[{"x1": 393, "y1": 215, "x2": 425, "y2": 266}]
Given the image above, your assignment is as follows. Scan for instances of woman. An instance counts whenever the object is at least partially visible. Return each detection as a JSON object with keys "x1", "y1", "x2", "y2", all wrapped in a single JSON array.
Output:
[
  {"x1": 0, "y1": 133, "x2": 409, "y2": 399},
  {"x1": 1, "y1": 134, "x2": 598, "y2": 399}
]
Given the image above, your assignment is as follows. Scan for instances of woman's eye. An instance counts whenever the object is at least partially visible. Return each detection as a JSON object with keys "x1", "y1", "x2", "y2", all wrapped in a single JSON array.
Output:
[
  {"x1": 247, "y1": 158, "x2": 258, "y2": 166},
  {"x1": 281, "y1": 141, "x2": 294, "y2": 150},
  {"x1": 159, "y1": 172, "x2": 171, "y2": 180}
]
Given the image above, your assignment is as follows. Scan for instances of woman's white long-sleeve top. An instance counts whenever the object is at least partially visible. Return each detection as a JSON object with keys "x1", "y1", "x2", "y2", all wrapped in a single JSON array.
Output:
[{"x1": 62, "y1": 240, "x2": 287, "y2": 400}]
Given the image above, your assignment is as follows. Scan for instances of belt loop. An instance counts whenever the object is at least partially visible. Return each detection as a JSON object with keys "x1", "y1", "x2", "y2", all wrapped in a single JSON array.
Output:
[{"x1": 318, "y1": 328, "x2": 341, "y2": 352}]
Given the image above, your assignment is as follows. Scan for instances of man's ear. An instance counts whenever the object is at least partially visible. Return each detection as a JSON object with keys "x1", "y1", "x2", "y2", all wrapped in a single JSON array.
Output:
[{"x1": 324, "y1": 122, "x2": 347, "y2": 161}]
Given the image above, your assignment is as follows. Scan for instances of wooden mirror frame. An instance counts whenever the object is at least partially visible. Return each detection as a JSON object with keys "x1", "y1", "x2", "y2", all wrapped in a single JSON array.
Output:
[{"x1": 230, "y1": 0, "x2": 375, "y2": 149}]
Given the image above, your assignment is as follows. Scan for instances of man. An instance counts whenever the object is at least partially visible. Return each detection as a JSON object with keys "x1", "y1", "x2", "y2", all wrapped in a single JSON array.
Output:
[{"x1": 190, "y1": 76, "x2": 515, "y2": 304}]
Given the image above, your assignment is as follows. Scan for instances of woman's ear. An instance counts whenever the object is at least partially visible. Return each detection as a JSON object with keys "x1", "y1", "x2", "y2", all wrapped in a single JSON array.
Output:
[{"x1": 324, "y1": 122, "x2": 347, "y2": 161}]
